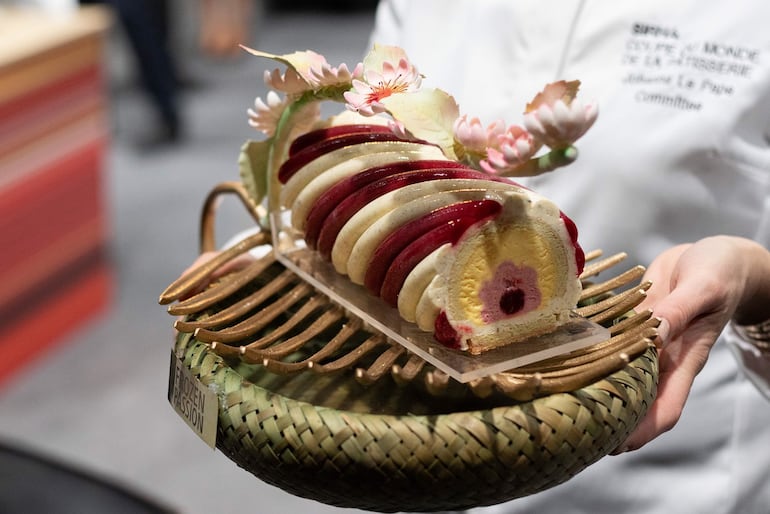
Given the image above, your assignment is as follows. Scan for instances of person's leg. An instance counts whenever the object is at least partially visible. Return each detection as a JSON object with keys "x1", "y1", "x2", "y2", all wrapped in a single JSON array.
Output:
[{"x1": 111, "y1": 0, "x2": 183, "y2": 144}]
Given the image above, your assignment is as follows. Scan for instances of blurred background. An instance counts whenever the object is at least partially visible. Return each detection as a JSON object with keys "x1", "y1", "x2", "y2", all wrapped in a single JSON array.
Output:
[{"x1": 0, "y1": 1, "x2": 378, "y2": 512}]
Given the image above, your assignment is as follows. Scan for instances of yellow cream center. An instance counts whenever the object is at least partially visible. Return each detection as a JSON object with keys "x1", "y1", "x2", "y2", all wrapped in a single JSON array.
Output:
[{"x1": 451, "y1": 224, "x2": 559, "y2": 325}]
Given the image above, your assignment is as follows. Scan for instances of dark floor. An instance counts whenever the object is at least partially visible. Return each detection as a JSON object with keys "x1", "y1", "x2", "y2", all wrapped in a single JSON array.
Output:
[{"x1": 0, "y1": 7, "x2": 377, "y2": 513}]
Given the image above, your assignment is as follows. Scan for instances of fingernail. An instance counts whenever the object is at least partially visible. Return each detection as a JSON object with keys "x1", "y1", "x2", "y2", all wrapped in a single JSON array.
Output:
[{"x1": 656, "y1": 318, "x2": 670, "y2": 345}]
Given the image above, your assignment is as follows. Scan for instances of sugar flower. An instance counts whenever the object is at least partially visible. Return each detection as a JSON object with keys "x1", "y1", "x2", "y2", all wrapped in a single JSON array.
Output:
[
  {"x1": 481, "y1": 125, "x2": 539, "y2": 174},
  {"x1": 245, "y1": 46, "x2": 360, "y2": 96},
  {"x1": 264, "y1": 67, "x2": 309, "y2": 95},
  {"x1": 344, "y1": 47, "x2": 421, "y2": 116},
  {"x1": 247, "y1": 90, "x2": 289, "y2": 136},
  {"x1": 387, "y1": 119, "x2": 410, "y2": 139},
  {"x1": 453, "y1": 115, "x2": 506, "y2": 154},
  {"x1": 309, "y1": 61, "x2": 363, "y2": 88},
  {"x1": 523, "y1": 80, "x2": 598, "y2": 149}
]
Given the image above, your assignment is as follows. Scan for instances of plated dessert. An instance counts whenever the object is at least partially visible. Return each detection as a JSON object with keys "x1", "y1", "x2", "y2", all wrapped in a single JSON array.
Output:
[
  {"x1": 240, "y1": 44, "x2": 598, "y2": 354},
  {"x1": 158, "y1": 44, "x2": 658, "y2": 512}
]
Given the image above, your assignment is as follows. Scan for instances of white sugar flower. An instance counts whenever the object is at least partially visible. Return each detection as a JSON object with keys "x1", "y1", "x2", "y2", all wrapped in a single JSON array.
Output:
[{"x1": 247, "y1": 90, "x2": 288, "y2": 136}]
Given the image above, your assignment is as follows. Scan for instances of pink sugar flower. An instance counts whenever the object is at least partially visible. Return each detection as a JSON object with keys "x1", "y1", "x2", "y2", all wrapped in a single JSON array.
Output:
[
  {"x1": 453, "y1": 115, "x2": 506, "y2": 154},
  {"x1": 387, "y1": 119, "x2": 410, "y2": 139},
  {"x1": 344, "y1": 55, "x2": 421, "y2": 116},
  {"x1": 248, "y1": 47, "x2": 359, "y2": 94},
  {"x1": 481, "y1": 125, "x2": 538, "y2": 174},
  {"x1": 523, "y1": 80, "x2": 598, "y2": 149},
  {"x1": 263, "y1": 67, "x2": 309, "y2": 94},
  {"x1": 310, "y1": 62, "x2": 363, "y2": 88}
]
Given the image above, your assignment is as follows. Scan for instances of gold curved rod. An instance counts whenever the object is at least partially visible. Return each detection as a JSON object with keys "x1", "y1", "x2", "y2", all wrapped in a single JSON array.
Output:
[
  {"x1": 166, "y1": 251, "x2": 275, "y2": 314},
  {"x1": 159, "y1": 231, "x2": 269, "y2": 305},
  {"x1": 199, "y1": 181, "x2": 266, "y2": 253}
]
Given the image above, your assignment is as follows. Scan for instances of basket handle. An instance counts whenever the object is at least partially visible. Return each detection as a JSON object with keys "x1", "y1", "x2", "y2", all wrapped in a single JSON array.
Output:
[
  {"x1": 199, "y1": 181, "x2": 265, "y2": 253},
  {"x1": 159, "y1": 182, "x2": 267, "y2": 305}
]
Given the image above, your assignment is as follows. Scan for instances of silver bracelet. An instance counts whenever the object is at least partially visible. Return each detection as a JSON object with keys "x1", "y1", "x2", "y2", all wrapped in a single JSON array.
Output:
[{"x1": 734, "y1": 319, "x2": 770, "y2": 355}]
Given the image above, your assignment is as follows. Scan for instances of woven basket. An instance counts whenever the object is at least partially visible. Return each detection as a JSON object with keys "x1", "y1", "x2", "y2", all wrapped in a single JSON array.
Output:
[{"x1": 162, "y1": 182, "x2": 659, "y2": 512}]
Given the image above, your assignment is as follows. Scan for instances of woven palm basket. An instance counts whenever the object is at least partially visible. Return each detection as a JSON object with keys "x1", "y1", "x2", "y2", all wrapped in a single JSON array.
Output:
[{"x1": 161, "y1": 182, "x2": 659, "y2": 512}]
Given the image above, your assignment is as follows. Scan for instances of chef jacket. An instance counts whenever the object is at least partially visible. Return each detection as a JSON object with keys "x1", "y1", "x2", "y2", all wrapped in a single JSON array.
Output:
[{"x1": 370, "y1": 1, "x2": 770, "y2": 513}]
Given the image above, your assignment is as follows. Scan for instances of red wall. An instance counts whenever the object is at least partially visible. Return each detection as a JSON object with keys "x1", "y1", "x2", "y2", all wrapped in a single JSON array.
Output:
[{"x1": 0, "y1": 9, "x2": 114, "y2": 386}]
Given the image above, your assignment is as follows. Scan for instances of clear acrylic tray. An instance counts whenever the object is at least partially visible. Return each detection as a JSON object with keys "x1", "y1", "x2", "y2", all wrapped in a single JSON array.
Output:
[{"x1": 270, "y1": 209, "x2": 609, "y2": 383}]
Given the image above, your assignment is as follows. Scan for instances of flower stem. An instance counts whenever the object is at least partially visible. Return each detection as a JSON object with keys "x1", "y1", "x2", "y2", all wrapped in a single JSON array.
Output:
[
  {"x1": 266, "y1": 87, "x2": 350, "y2": 212},
  {"x1": 266, "y1": 100, "x2": 302, "y2": 213},
  {"x1": 503, "y1": 146, "x2": 579, "y2": 177}
]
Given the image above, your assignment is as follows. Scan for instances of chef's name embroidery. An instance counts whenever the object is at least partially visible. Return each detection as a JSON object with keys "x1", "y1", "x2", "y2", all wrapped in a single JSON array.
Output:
[{"x1": 621, "y1": 22, "x2": 761, "y2": 110}]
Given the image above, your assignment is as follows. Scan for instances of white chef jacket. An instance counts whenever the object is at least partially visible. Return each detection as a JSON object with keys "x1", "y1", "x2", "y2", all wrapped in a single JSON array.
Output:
[{"x1": 370, "y1": 1, "x2": 770, "y2": 513}]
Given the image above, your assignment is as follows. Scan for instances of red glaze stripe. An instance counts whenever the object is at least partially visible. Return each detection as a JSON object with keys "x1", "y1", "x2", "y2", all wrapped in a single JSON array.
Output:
[
  {"x1": 559, "y1": 213, "x2": 584, "y2": 275},
  {"x1": 315, "y1": 168, "x2": 498, "y2": 259},
  {"x1": 434, "y1": 311, "x2": 461, "y2": 349},
  {"x1": 288, "y1": 124, "x2": 394, "y2": 156},
  {"x1": 278, "y1": 131, "x2": 407, "y2": 184},
  {"x1": 304, "y1": 159, "x2": 469, "y2": 249},
  {"x1": 379, "y1": 199, "x2": 503, "y2": 306},
  {"x1": 363, "y1": 199, "x2": 502, "y2": 296}
]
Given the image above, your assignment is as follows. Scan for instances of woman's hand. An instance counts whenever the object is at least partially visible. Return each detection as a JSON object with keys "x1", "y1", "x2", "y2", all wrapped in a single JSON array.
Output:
[{"x1": 615, "y1": 236, "x2": 770, "y2": 453}]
